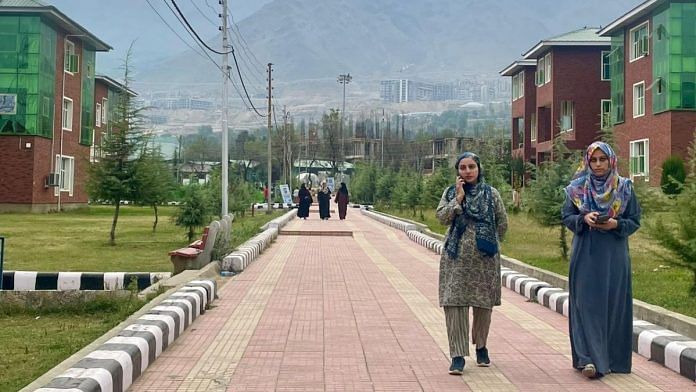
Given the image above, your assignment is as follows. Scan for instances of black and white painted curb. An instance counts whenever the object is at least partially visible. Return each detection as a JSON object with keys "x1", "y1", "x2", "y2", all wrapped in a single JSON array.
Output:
[
  {"x1": 221, "y1": 209, "x2": 296, "y2": 273},
  {"x1": 34, "y1": 279, "x2": 217, "y2": 392},
  {"x1": 363, "y1": 210, "x2": 696, "y2": 382},
  {"x1": 1, "y1": 271, "x2": 171, "y2": 291}
]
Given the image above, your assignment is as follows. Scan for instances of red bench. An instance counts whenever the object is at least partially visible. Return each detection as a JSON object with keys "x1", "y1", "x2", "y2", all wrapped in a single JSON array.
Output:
[{"x1": 169, "y1": 224, "x2": 218, "y2": 274}]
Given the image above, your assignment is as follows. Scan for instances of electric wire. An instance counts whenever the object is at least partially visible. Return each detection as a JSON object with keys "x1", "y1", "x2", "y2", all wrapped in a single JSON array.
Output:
[{"x1": 170, "y1": 0, "x2": 233, "y2": 55}]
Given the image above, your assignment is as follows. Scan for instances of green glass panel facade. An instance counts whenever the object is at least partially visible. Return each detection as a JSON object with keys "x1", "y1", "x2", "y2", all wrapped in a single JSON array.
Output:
[
  {"x1": 0, "y1": 15, "x2": 55, "y2": 138},
  {"x1": 80, "y1": 49, "x2": 95, "y2": 145},
  {"x1": 611, "y1": 33, "x2": 625, "y2": 124},
  {"x1": 653, "y1": 7, "x2": 669, "y2": 112},
  {"x1": 664, "y1": 1, "x2": 696, "y2": 110}
]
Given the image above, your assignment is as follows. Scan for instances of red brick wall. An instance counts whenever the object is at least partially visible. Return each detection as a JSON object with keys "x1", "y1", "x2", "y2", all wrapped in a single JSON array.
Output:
[
  {"x1": 552, "y1": 46, "x2": 611, "y2": 151},
  {"x1": 0, "y1": 136, "x2": 35, "y2": 203}
]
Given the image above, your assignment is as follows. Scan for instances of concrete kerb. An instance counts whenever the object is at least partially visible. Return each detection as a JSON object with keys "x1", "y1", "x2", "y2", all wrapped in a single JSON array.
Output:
[
  {"x1": 221, "y1": 210, "x2": 292, "y2": 273},
  {"x1": 364, "y1": 208, "x2": 696, "y2": 382},
  {"x1": 22, "y1": 262, "x2": 222, "y2": 392}
]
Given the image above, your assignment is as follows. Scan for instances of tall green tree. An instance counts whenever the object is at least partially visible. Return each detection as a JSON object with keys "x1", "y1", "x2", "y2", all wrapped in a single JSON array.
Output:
[
  {"x1": 135, "y1": 144, "x2": 174, "y2": 231},
  {"x1": 526, "y1": 138, "x2": 579, "y2": 260},
  {"x1": 86, "y1": 45, "x2": 147, "y2": 245}
]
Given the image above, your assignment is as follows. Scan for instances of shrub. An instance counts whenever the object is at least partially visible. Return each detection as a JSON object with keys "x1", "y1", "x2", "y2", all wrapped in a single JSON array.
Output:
[{"x1": 661, "y1": 155, "x2": 686, "y2": 195}]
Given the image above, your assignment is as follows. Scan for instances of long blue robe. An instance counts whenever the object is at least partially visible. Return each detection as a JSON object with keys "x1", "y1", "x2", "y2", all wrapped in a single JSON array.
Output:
[{"x1": 561, "y1": 190, "x2": 641, "y2": 375}]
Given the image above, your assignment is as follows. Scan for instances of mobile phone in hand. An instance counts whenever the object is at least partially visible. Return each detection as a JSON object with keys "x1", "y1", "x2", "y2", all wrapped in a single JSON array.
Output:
[{"x1": 595, "y1": 214, "x2": 610, "y2": 224}]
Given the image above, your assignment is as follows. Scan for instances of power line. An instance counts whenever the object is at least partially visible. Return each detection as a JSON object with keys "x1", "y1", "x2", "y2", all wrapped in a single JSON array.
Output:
[
  {"x1": 187, "y1": 0, "x2": 218, "y2": 26},
  {"x1": 170, "y1": 0, "x2": 232, "y2": 55},
  {"x1": 144, "y1": 0, "x2": 206, "y2": 59},
  {"x1": 160, "y1": 0, "x2": 265, "y2": 116}
]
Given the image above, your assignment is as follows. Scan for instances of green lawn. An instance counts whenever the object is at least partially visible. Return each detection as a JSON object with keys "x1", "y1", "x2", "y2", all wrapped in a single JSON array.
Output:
[
  {"x1": 383, "y1": 207, "x2": 696, "y2": 319},
  {"x1": 0, "y1": 205, "x2": 284, "y2": 390},
  {"x1": 0, "y1": 206, "x2": 283, "y2": 272},
  {"x1": 0, "y1": 294, "x2": 147, "y2": 392}
]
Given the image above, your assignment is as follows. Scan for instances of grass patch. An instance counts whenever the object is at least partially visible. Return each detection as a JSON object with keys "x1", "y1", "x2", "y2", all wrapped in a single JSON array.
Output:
[
  {"x1": 0, "y1": 294, "x2": 146, "y2": 391},
  {"x1": 381, "y1": 208, "x2": 696, "y2": 319},
  {"x1": 0, "y1": 205, "x2": 283, "y2": 272}
]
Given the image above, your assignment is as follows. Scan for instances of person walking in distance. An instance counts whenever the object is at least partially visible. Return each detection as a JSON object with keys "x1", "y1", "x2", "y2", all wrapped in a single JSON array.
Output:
[
  {"x1": 335, "y1": 182, "x2": 350, "y2": 220},
  {"x1": 318, "y1": 180, "x2": 331, "y2": 220},
  {"x1": 297, "y1": 183, "x2": 312, "y2": 220},
  {"x1": 436, "y1": 152, "x2": 508, "y2": 375}
]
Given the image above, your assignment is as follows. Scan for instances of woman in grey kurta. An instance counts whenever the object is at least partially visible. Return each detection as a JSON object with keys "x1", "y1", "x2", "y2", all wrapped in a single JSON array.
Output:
[
  {"x1": 436, "y1": 152, "x2": 508, "y2": 375},
  {"x1": 562, "y1": 141, "x2": 640, "y2": 379}
]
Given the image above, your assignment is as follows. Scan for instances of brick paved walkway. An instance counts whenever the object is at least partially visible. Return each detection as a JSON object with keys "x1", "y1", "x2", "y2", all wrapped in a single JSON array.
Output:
[{"x1": 130, "y1": 206, "x2": 694, "y2": 391}]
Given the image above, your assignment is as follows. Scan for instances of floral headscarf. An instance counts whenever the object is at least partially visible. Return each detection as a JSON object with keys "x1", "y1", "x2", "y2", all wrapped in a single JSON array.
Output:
[{"x1": 564, "y1": 141, "x2": 632, "y2": 217}]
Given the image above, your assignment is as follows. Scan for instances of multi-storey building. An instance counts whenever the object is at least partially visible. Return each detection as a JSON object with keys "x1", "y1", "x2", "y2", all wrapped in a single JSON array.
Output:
[
  {"x1": 500, "y1": 59, "x2": 537, "y2": 164},
  {"x1": 0, "y1": 1, "x2": 111, "y2": 212},
  {"x1": 91, "y1": 75, "x2": 136, "y2": 163},
  {"x1": 599, "y1": 0, "x2": 696, "y2": 185},
  {"x1": 503, "y1": 27, "x2": 611, "y2": 165}
]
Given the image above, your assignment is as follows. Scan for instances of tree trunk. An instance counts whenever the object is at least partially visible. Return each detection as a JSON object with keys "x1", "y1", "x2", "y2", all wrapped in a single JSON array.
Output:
[
  {"x1": 188, "y1": 226, "x2": 195, "y2": 242},
  {"x1": 560, "y1": 224, "x2": 568, "y2": 261},
  {"x1": 152, "y1": 204, "x2": 159, "y2": 232},
  {"x1": 110, "y1": 201, "x2": 121, "y2": 246}
]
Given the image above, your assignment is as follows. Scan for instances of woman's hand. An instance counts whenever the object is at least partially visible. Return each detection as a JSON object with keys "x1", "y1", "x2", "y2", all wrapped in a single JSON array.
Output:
[
  {"x1": 455, "y1": 176, "x2": 465, "y2": 203},
  {"x1": 584, "y1": 212, "x2": 618, "y2": 230}
]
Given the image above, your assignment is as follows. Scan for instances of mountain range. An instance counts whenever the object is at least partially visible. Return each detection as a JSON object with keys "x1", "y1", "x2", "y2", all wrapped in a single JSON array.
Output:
[{"x1": 139, "y1": 0, "x2": 641, "y2": 87}]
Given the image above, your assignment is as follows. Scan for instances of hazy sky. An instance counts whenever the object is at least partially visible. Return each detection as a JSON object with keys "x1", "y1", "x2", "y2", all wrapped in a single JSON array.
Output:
[{"x1": 47, "y1": 0, "x2": 273, "y2": 75}]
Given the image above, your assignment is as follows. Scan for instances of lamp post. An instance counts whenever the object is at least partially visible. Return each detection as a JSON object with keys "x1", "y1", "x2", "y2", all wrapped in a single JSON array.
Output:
[{"x1": 337, "y1": 73, "x2": 352, "y2": 177}]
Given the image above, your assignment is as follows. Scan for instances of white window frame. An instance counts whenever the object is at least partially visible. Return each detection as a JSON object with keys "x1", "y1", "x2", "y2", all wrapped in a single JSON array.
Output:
[
  {"x1": 62, "y1": 97, "x2": 73, "y2": 131},
  {"x1": 601, "y1": 51, "x2": 611, "y2": 80},
  {"x1": 516, "y1": 117, "x2": 525, "y2": 148},
  {"x1": 63, "y1": 39, "x2": 78, "y2": 74},
  {"x1": 629, "y1": 21, "x2": 649, "y2": 62},
  {"x1": 601, "y1": 99, "x2": 612, "y2": 129},
  {"x1": 544, "y1": 53, "x2": 551, "y2": 84},
  {"x1": 101, "y1": 98, "x2": 108, "y2": 126},
  {"x1": 530, "y1": 112, "x2": 537, "y2": 142},
  {"x1": 95, "y1": 102, "x2": 102, "y2": 127},
  {"x1": 54, "y1": 155, "x2": 75, "y2": 196},
  {"x1": 629, "y1": 139, "x2": 649, "y2": 181},
  {"x1": 536, "y1": 56, "x2": 545, "y2": 86},
  {"x1": 560, "y1": 100, "x2": 574, "y2": 132},
  {"x1": 633, "y1": 81, "x2": 645, "y2": 118}
]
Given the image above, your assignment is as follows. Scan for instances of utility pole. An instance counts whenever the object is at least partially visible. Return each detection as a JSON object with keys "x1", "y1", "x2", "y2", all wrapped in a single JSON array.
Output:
[
  {"x1": 282, "y1": 106, "x2": 290, "y2": 186},
  {"x1": 381, "y1": 108, "x2": 385, "y2": 168},
  {"x1": 267, "y1": 63, "x2": 273, "y2": 213},
  {"x1": 220, "y1": 0, "x2": 230, "y2": 217},
  {"x1": 337, "y1": 73, "x2": 352, "y2": 177}
]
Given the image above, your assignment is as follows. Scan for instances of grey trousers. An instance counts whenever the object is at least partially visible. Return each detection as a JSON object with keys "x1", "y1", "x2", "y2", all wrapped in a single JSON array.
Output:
[{"x1": 444, "y1": 306, "x2": 492, "y2": 357}]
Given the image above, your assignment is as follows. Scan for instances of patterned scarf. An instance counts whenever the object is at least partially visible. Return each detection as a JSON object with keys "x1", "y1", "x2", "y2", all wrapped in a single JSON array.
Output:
[
  {"x1": 564, "y1": 141, "x2": 632, "y2": 217},
  {"x1": 444, "y1": 153, "x2": 499, "y2": 259}
]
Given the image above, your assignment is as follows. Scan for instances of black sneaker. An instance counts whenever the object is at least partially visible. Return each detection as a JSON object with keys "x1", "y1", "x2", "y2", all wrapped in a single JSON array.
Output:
[
  {"x1": 476, "y1": 347, "x2": 490, "y2": 367},
  {"x1": 448, "y1": 356, "x2": 465, "y2": 375}
]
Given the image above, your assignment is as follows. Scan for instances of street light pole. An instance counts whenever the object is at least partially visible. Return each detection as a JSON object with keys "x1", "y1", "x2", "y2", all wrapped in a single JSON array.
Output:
[
  {"x1": 337, "y1": 73, "x2": 352, "y2": 178},
  {"x1": 220, "y1": 0, "x2": 230, "y2": 217}
]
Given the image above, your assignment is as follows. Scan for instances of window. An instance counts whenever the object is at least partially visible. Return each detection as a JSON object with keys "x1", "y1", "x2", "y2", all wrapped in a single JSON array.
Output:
[
  {"x1": 95, "y1": 102, "x2": 102, "y2": 127},
  {"x1": 629, "y1": 139, "x2": 649, "y2": 180},
  {"x1": 633, "y1": 81, "x2": 645, "y2": 117},
  {"x1": 544, "y1": 53, "x2": 551, "y2": 84},
  {"x1": 516, "y1": 117, "x2": 524, "y2": 148},
  {"x1": 601, "y1": 51, "x2": 611, "y2": 80},
  {"x1": 101, "y1": 98, "x2": 108, "y2": 126},
  {"x1": 530, "y1": 113, "x2": 537, "y2": 141},
  {"x1": 601, "y1": 99, "x2": 612, "y2": 129},
  {"x1": 630, "y1": 22, "x2": 649, "y2": 61},
  {"x1": 536, "y1": 56, "x2": 545, "y2": 86},
  {"x1": 62, "y1": 97, "x2": 73, "y2": 131},
  {"x1": 560, "y1": 100, "x2": 574, "y2": 132},
  {"x1": 54, "y1": 155, "x2": 75, "y2": 195},
  {"x1": 512, "y1": 71, "x2": 525, "y2": 100},
  {"x1": 64, "y1": 39, "x2": 79, "y2": 73}
]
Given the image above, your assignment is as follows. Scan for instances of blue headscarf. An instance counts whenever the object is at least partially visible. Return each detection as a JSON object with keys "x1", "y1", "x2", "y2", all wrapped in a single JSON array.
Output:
[{"x1": 444, "y1": 152, "x2": 499, "y2": 259}]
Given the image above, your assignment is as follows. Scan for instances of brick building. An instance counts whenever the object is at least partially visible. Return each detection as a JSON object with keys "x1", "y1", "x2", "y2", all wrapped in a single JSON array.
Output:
[
  {"x1": 522, "y1": 28, "x2": 611, "y2": 164},
  {"x1": 91, "y1": 75, "x2": 136, "y2": 163},
  {"x1": 599, "y1": 0, "x2": 696, "y2": 185},
  {"x1": 500, "y1": 59, "x2": 537, "y2": 164},
  {"x1": 0, "y1": 1, "x2": 111, "y2": 211}
]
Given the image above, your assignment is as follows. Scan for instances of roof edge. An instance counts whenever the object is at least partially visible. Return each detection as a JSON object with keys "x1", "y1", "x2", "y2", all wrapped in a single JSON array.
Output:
[
  {"x1": 499, "y1": 59, "x2": 536, "y2": 76},
  {"x1": 598, "y1": 0, "x2": 662, "y2": 36}
]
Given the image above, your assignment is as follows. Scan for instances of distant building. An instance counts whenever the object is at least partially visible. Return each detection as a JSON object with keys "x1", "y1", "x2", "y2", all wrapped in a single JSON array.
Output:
[
  {"x1": 502, "y1": 27, "x2": 611, "y2": 165},
  {"x1": 598, "y1": 0, "x2": 696, "y2": 185},
  {"x1": 0, "y1": 0, "x2": 111, "y2": 212},
  {"x1": 91, "y1": 75, "x2": 137, "y2": 163}
]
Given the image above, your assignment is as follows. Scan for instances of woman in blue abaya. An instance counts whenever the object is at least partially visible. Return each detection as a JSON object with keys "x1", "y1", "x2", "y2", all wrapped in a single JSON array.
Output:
[{"x1": 562, "y1": 141, "x2": 641, "y2": 379}]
